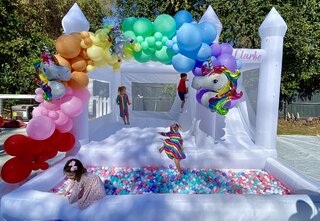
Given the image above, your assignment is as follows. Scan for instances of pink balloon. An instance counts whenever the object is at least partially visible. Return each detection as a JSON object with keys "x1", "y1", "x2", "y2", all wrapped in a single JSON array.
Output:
[
  {"x1": 65, "y1": 87, "x2": 73, "y2": 95},
  {"x1": 60, "y1": 96, "x2": 83, "y2": 117},
  {"x1": 32, "y1": 106, "x2": 46, "y2": 117},
  {"x1": 26, "y1": 116, "x2": 55, "y2": 140},
  {"x1": 54, "y1": 110, "x2": 69, "y2": 126},
  {"x1": 35, "y1": 88, "x2": 44, "y2": 95},
  {"x1": 43, "y1": 101, "x2": 57, "y2": 110},
  {"x1": 34, "y1": 94, "x2": 44, "y2": 103},
  {"x1": 48, "y1": 111, "x2": 59, "y2": 120},
  {"x1": 73, "y1": 88, "x2": 90, "y2": 102},
  {"x1": 41, "y1": 109, "x2": 49, "y2": 116},
  {"x1": 56, "y1": 118, "x2": 73, "y2": 133}
]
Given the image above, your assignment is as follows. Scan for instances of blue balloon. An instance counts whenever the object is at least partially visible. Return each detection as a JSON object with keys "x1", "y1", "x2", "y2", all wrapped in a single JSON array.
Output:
[
  {"x1": 172, "y1": 36, "x2": 177, "y2": 43},
  {"x1": 236, "y1": 60, "x2": 242, "y2": 69},
  {"x1": 166, "y1": 40, "x2": 174, "y2": 48},
  {"x1": 174, "y1": 10, "x2": 193, "y2": 30},
  {"x1": 172, "y1": 44, "x2": 180, "y2": 54},
  {"x1": 172, "y1": 54, "x2": 195, "y2": 73},
  {"x1": 198, "y1": 22, "x2": 217, "y2": 44},
  {"x1": 179, "y1": 46, "x2": 200, "y2": 59},
  {"x1": 177, "y1": 23, "x2": 202, "y2": 51},
  {"x1": 196, "y1": 43, "x2": 212, "y2": 61}
]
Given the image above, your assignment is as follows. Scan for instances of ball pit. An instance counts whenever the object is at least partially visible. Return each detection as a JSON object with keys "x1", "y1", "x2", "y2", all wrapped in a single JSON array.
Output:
[{"x1": 52, "y1": 166, "x2": 291, "y2": 195}]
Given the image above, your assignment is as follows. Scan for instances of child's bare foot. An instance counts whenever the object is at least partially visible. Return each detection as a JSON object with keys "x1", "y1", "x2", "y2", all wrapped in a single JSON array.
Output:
[{"x1": 159, "y1": 147, "x2": 164, "y2": 153}]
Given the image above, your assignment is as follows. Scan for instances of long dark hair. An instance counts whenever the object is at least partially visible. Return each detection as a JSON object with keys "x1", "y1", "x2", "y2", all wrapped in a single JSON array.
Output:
[{"x1": 63, "y1": 159, "x2": 87, "y2": 182}]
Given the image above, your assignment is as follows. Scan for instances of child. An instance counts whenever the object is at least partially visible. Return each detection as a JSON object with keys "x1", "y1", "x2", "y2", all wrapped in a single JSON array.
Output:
[
  {"x1": 62, "y1": 159, "x2": 106, "y2": 209},
  {"x1": 177, "y1": 73, "x2": 189, "y2": 113},
  {"x1": 159, "y1": 123, "x2": 185, "y2": 175},
  {"x1": 116, "y1": 86, "x2": 131, "y2": 125}
]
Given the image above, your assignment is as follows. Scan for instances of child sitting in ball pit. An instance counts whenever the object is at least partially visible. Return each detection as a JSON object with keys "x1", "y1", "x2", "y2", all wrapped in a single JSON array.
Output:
[
  {"x1": 61, "y1": 159, "x2": 106, "y2": 209},
  {"x1": 159, "y1": 123, "x2": 186, "y2": 175}
]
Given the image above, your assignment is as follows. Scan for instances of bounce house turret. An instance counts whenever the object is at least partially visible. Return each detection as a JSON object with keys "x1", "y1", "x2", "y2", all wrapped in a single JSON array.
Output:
[
  {"x1": 255, "y1": 7, "x2": 287, "y2": 149},
  {"x1": 200, "y1": 6, "x2": 222, "y2": 43}
]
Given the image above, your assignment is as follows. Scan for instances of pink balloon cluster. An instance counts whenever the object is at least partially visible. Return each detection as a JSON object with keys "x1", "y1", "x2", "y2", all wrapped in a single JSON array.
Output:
[{"x1": 28, "y1": 87, "x2": 90, "y2": 140}]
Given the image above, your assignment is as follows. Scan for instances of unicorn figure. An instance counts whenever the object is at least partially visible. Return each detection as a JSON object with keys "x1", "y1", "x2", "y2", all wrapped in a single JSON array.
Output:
[{"x1": 191, "y1": 61, "x2": 243, "y2": 115}]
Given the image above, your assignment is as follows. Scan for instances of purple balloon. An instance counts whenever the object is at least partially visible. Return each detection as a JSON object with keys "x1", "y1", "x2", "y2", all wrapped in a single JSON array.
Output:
[
  {"x1": 224, "y1": 100, "x2": 237, "y2": 109},
  {"x1": 192, "y1": 67, "x2": 202, "y2": 76},
  {"x1": 196, "y1": 89, "x2": 210, "y2": 104},
  {"x1": 220, "y1": 43, "x2": 233, "y2": 54},
  {"x1": 212, "y1": 59, "x2": 221, "y2": 67},
  {"x1": 217, "y1": 54, "x2": 236, "y2": 72},
  {"x1": 210, "y1": 43, "x2": 221, "y2": 57}
]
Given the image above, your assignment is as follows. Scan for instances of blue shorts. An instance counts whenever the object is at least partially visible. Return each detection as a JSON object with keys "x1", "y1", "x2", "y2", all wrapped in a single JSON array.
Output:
[{"x1": 178, "y1": 92, "x2": 186, "y2": 101}]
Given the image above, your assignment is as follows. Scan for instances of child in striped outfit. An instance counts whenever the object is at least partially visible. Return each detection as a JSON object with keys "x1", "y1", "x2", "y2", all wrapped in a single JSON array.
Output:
[
  {"x1": 116, "y1": 86, "x2": 131, "y2": 125},
  {"x1": 159, "y1": 123, "x2": 185, "y2": 175}
]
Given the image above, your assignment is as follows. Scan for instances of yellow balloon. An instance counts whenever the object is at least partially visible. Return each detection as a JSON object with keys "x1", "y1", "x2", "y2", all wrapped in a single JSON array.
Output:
[
  {"x1": 123, "y1": 47, "x2": 133, "y2": 60},
  {"x1": 134, "y1": 43, "x2": 142, "y2": 52},
  {"x1": 87, "y1": 45, "x2": 104, "y2": 61},
  {"x1": 86, "y1": 64, "x2": 96, "y2": 72},
  {"x1": 80, "y1": 40, "x2": 89, "y2": 48},
  {"x1": 113, "y1": 62, "x2": 121, "y2": 72},
  {"x1": 94, "y1": 60, "x2": 108, "y2": 68}
]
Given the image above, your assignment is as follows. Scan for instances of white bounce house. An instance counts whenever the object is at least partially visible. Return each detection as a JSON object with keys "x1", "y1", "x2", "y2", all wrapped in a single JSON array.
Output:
[{"x1": 1, "y1": 5, "x2": 320, "y2": 221}]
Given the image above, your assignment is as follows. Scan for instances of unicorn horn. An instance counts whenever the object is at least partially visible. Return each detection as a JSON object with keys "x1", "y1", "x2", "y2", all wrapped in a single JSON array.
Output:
[
  {"x1": 207, "y1": 56, "x2": 213, "y2": 69},
  {"x1": 43, "y1": 46, "x2": 53, "y2": 61}
]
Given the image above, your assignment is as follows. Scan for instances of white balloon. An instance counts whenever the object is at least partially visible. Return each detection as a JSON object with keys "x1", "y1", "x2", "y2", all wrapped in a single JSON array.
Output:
[{"x1": 62, "y1": 3, "x2": 90, "y2": 34}]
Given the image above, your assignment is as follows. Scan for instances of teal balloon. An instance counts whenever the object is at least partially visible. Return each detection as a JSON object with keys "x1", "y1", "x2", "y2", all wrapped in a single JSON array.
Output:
[
  {"x1": 154, "y1": 46, "x2": 174, "y2": 64},
  {"x1": 154, "y1": 32, "x2": 163, "y2": 41},
  {"x1": 124, "y1": 31, "x2": 136, "y2": 40},
  {"x1": 141, "y1": 41, "x2": 149, "y2": 50},
  {"x1": 172, "y1": 54, "x2": 195, "y2": 73},
  {"x1": 146, "y1": 36, "x2": 156, "y2": 47},
  {"x1": 162, "y1": 36, "x2": 169, "y2": 45},
  {"x1": 153, "y1": 14, "x2": 176, "y2": 38},
  {"x1": 122, "y1": 17, "x2": 137, "y2": 32},
  {"x1": 155, "y1": 41, "x2": 163, "y2": 50},
  {"x1": 133, "y1": 18, "x2": 153, "y2": 38},
  {"x1": 133, "y1": 50, "x2": 151, "y2": 63},
  {"x1": 136, "y1": 36, "x2": 144, "y2": 43},
  {"x1": 177, "y1": 23, "x2": 202, "y2": 51},
  {"x1": 198, "y1": 22, "x2": 217, "y2": 44}
]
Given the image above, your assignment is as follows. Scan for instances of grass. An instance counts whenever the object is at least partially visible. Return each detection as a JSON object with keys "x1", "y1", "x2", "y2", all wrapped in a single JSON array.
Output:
[{"x1": 277, "y1": 119, "x2": 320, "y2": 136}]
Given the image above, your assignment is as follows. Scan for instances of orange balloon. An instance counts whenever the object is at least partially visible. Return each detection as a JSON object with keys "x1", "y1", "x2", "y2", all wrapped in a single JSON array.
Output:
[
  {"x1": 71, "y1": 56, "x2": 87, "y2": 72},
  {"x1": 54, "y1": 54, "x2": 71, "y2": 70},
  {"x1": 68, "y1": 72, "x2": 89, "y2": 89},
  {"x1": 56, "y1": 35, "x2": 81, "y2": 59},
  {"x1": 79, "y1": 49, "x2": 89, "y2": 60},
  {"x1": 81, "y1": 31, "x2": 90, "y2": 39},
  {"x1": 84, "y1": 37, "x2": 93, "y2": 47}
]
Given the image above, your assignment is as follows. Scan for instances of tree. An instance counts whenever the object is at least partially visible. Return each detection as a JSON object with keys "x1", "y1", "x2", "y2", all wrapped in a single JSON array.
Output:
[
  {"x1": 115, "y1": 0, "x2": 320, "y2": 104},
  {"x1": 0, "y1": 0, "x2": 111, "y2": 95}
]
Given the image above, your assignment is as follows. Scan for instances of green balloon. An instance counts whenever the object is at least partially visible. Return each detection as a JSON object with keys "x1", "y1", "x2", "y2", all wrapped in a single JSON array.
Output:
[
  {"x1": 133, "y1": 50, "x2": 151, "y2": 63},
  {"x1": 154, "y1": 46, "x2": 173, "y2": 64},
  {"x1": 124, "y1": 31, "x2": 136, "y2": 40},
  {"x1": 122, "y1": 17, "x2": 137, "y2": 32},
  {"x1": 133, "y1": 18, "x2": 153, "y2": 38},
  {"x1": 153, "y1": 14, "x2": 176, "y2": 38}
]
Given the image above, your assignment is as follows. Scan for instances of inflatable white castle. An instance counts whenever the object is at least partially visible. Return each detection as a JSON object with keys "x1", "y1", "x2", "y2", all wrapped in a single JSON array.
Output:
[{"x1": 1, "y1": 5, "x2": 320, "y2": 221}]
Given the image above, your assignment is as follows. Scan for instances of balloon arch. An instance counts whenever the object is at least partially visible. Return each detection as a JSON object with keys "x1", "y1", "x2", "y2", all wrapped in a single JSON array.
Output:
[{"x1": 1, "y1": 5, "x2": 243, "y2": 183}]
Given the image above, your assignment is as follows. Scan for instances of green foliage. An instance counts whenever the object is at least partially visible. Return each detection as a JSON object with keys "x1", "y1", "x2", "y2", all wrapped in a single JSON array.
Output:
[
  {"x1": 0, "y1": 0, "x2": 110, "y2": 94},
  {"x1": 115, "y1": 0, "x2": 320, "y2": 103}
]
